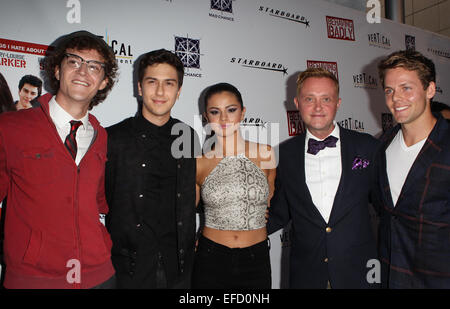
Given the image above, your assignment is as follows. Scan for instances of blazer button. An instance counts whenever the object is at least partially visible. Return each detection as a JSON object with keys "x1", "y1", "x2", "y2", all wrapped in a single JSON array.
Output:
[
  {"x1": 326, "y1": 227, "x2": 332, "y2": 233},
  {"x1": 324, "y1": 257, "x2": 329, "y2": 263}
]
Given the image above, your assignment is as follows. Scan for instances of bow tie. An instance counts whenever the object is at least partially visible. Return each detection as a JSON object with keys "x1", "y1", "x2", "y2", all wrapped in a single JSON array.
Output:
[{"x1": 307, "y1": 135, "x2": 338, "y2": 155}]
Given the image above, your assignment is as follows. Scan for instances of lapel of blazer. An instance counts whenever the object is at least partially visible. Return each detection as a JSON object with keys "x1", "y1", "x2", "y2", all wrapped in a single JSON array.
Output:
[
  {"x1": 328, "y1": 126, "x2": 352, "y2": 225},
  {"x1": 296, "y1": 133, "x2": 328, "y2": 227},
  {"x1": 396, "y1": 116, "x2": 446, "y2": 209},
  {"x1": 378, "y1": 125, "x2": 401, "y2": 210}
]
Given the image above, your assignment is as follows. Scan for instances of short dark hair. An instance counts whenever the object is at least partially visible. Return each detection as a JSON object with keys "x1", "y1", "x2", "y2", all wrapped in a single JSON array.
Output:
[
  {"x1": 18, "y1": 74, "x2": 43, "y2": 96},
  {"x1": 378, "y1": 50, "x2": 436, "y2": 90},
  {"x1": 138, "y1": 49, "x2": 184, "y2": 87},
  {"x1": 44, "y1": 30, "x2": 118, "y2": 110},
  {"x1": 204, "y1": 82, "x2": 244, "y2": 110}
]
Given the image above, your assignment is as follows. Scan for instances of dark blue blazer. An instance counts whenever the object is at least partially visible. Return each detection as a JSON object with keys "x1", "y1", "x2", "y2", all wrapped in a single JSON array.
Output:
[
  {"x1": 374, "y1": 115, "x2": 450, "y2": 288},
  {"x1": 268, "y1": 126, "x2": 379, "y2": 288}
]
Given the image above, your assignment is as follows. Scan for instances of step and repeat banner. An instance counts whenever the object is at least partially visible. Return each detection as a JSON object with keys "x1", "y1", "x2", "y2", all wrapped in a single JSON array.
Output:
[{"x1": 1, "y1": 0, "x2": 449, "y2": 288}]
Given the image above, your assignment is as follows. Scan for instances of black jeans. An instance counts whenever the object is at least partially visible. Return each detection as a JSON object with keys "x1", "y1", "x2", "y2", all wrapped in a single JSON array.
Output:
[{"x1": 192, "y1": 235, "x2": 271, "y2": 289}]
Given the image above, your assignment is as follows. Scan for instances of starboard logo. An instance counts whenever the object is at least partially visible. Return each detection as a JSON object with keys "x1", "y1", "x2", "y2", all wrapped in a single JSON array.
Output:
[
  {"x1": 230, "y1": 57, "x2": 288, "y2": 75},
  {"x1": 286, "y1": 110, "x2": 305, "y2": 136},
  {"x1": 259, "y1": 6, "x2": 310, "y2": 27},
  {"x1": 175, "y1": 35, "x2": 203, "y2": 78},
  {"x1": 241, "y1": 117, "x2": 268, "y2": 128},
  {"x1": 405, "y1": 35, "x2": 415, "y2": 51},
  {"x1": 326, "y1": 16, "x2": 355, "y2": 41},
  {"x1": 435, "y1": 86, "x2": 443, "y2": 94},
  {"x1": 368, "y1": 32, "x2": 391, "y2": 49},
  {"x1": 427, "y1": 47, "x2": 450, "y2": 59},
  {"x1": 353, "y1": 72, "x2": 378, "y2": 89},
  {"x1": 209, "y1": 0, "x2": 234, "y2": 21},
  {"x1": 307, "y1": 60, "x2": 338, "y2": 80},
  {"x1": 104, "y1": 31, "x2": 134, "y2": 65},
  {"x1": 337, "y1": 118, "x2": 365, "y2": 132}
]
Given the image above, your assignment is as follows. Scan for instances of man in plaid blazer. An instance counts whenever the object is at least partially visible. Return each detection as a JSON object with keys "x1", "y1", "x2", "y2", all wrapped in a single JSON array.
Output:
[{"x1": 374, "y1": 50, "x2": 450, "y2": 288}]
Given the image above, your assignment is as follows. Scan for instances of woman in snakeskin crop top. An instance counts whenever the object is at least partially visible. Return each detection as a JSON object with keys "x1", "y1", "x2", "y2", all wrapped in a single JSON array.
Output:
[{"x1": 192, "y1": 83, "x2": 276, "y2": 289}]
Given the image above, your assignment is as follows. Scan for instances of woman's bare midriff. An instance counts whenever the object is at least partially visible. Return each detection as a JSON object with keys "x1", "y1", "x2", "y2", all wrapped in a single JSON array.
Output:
[{"x1": 202, "y1": 226, "x2": 267, "y2": 248}]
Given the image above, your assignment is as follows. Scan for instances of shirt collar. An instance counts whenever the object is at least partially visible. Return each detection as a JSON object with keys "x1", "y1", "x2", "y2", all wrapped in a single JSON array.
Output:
[
  {"x1": 49, "y1": 96, "x2": 89, "y2": 131},
  {"x1": 135, "y1": 113, "x2": 175, "y2": 137},
  {"x1": 306, "y1": 121, "x2": 340, "y2": 142}
]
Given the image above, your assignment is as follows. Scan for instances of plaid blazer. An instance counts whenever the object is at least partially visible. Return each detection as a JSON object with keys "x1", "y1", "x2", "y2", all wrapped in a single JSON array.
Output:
[{"x1": 374, "y1": 114, "x2": 450, "y2": 288}]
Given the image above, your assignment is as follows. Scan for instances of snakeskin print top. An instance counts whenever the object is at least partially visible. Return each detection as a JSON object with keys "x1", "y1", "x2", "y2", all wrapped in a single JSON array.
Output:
[{"x1": 201, "y1": 153, "x2": 269, "y2": 230}]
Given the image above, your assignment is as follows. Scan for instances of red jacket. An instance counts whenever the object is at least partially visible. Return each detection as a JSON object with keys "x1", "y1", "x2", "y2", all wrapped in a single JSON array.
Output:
[{"x1": 0, "y1": 93, "x2": 114, "y2": 288}]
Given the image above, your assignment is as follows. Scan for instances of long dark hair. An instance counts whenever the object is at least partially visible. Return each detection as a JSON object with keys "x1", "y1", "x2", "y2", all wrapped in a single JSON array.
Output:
[
  {"x1": 0, "y1": 73, "x2": 16, "y2": 113},
  {"x1": 202, "y1": 82, "x2": 244, "y2": 153},
  {"x1": 204, "y1": 82, "x2": 244, "y2": 111}
]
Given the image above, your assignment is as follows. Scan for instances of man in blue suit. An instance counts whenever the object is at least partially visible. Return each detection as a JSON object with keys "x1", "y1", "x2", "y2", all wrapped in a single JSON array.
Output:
[
  {"x1": 268, "y1": 68, "x2": 379, "y2": 288},
  {"x1": 374, "y1": 50, "x2": 450, "y2": 288}
]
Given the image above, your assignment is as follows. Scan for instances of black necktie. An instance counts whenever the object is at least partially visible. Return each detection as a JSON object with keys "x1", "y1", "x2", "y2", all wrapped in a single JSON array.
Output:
[
  {"x1": 307, "y1": 135, "x2": 338, "y2": 155},
  {"x1": 64, "y1": 120, "x2": 82, "y2": 160}
]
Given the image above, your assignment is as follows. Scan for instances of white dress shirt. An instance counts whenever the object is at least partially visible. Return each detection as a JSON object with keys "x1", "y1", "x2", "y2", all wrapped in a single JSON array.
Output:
[
  {"x1": 304, "y1": 124, "x2": 342, "y2": 223},
  {"x1": 386, "y1": 129, "x2": 426, "y2": 206},
  {"x1": 49, "y1": 96, "x2": 94, "y2": 166}
]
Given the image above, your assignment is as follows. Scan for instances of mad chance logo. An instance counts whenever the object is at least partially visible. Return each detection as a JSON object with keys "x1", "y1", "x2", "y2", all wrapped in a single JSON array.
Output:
[
  {"x1": 210, "y1": 0, "x2": 234, "y2": 21},
  {"x1": 175, "y1": 35, "x2": 203, "y2": 78},
  {"x1": 211, "y1": 0, "x2": 232, "y2": 12}
]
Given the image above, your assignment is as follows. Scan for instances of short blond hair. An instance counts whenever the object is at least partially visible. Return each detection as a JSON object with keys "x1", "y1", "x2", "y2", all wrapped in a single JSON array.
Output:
[{"x1": 296, "y1": 67, "x2": 339, "y2": 96}]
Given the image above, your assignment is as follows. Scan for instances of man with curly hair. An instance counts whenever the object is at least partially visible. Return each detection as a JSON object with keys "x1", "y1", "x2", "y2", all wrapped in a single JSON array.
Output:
[{"x1": 0, "y1": 30, "x2": 118, "y2": 289}]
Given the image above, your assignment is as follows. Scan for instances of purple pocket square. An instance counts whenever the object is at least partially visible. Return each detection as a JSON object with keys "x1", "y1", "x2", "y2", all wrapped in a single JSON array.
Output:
[{"x1": 352, "y1": 156, "x2": 370, "y2": 170}]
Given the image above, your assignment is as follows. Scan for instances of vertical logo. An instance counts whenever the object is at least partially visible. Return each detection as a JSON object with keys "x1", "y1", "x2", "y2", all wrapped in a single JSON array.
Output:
[
  {"x1": 353, "y1": 72, "x2": 378, "y2": 89},
  {"x1": 104, "y1": 30, "x2": 134, "y2": 65},
  {"x1": 326, "y1": 16, "x2": 355, "y2": 41},
  {"x1": 405, "y1": 35, "x2": 415, "y2": 51},
  {"x1": 368, "y1": 32, "x2": 391, "y2": 49},
  {"x1": 337, "y1": 118, "x2": 365, "y2": 132}
]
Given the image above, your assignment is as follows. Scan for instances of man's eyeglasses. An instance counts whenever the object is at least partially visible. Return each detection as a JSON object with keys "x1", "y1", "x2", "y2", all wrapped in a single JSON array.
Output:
[{"x1": 64, "y1": 53, "x2": 105, "y2": 75}]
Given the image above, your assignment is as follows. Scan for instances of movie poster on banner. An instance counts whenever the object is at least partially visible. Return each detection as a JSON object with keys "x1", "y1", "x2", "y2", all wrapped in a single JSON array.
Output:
[
  {"x1": 0, "y1": 37, "x2": 50, "y2": 106},
  {"x1": 0, "y1": 38, "x2": 49, "y2": 223}
]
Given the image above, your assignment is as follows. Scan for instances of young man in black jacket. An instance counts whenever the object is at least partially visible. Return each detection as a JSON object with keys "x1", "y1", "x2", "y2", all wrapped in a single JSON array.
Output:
[{"x1": 105, "y1": 49, "x2": 200, "y2": 288}]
